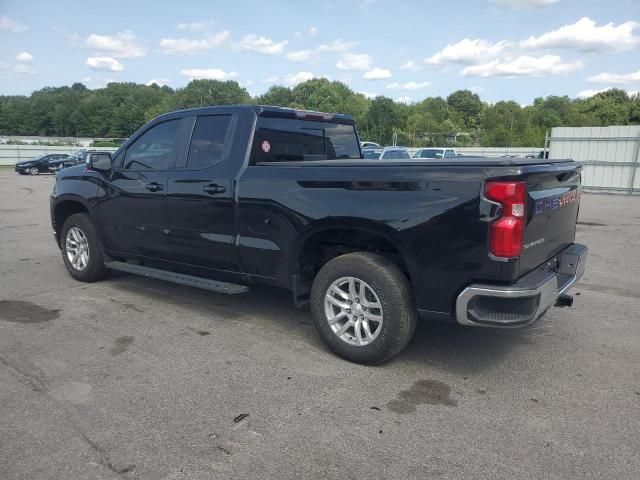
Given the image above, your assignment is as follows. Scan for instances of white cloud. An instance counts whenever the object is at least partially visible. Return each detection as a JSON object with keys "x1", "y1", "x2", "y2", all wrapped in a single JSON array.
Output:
[
  {"x1": 363, "y1": 68, "x2": 392, "y2": 80},
  {"x1": 395, "y1": 96, "x2": 412, "y2": 103},
  {"x1": 16, "y1": 51, "x2": 33, "y2": 62},
  {"x1": 176, "y1": 20, "x2": 215, "y2": 32},
  {"x1": 359, "y1": 91, "x2": 378, "y2": 99},
  {"x1": 461, "y1": 54, "x2": 582, "y2": 77},
  {"x1": 0, "y1": 15, "x2": 27, "y2": 32},
  {"x1": 469, "y1": 86, "x2": 485, "y2": 93},
  {"x1": 586, "y1": 69, "x2": 640, "y2": 85},
  {"x1": 80, "y1": 77, "x2": 116, "y2": 89},
  {"x1": 400, "y1": 60, "x2": 421, "y2": 71},
  {"x1": 575, "y1": 88, "x2": 639, "y2": 98},
  {"x1": 294, "y1": 26, "x2": 319, "y2": 40},
  {"x1": 426, "y1": 38, "x2": 510, "y2": 65},
  {"x1": 239, "y1": 34, "x2": 287, "y2": 55},
  {"x1": 159, "y1": 31, "x2": 229, "y2": 55},
  {"x1": 521, "y1": 17, "x2": 640, "y2": 53},
  {"x1": 85, "y1": 31, "x2": 146, "y2": 59},
  {"x1": 180, "y1": 68, "x2": 237, "y2": 80},
  {"x1": 317, "y1": 40, "x2": 358, "y2": 52},
  {"x1": 576, "y1": 88, "x2": 610, "y2": 98},
  {"x1": 386, "y1": 81, "x2": 430, "y2": 90},
  {"x1": 263, "y1": 75, "x2": 280, "y2": 83},
  {"x1": 336, "y1": 53, "x2": 371, "y2": 71},
  {"x1": 286, "y1": 50, "x2": 313, "y2": 62},
  {"x1": 86, "y1": 56, "x2": 124, "y2": 72},
  {"x1": 285, "y1": 71, "x2": 316, "y2": 85},
  {"x1": 490, "y1": 0, "x2": 559, "y2": 10},
  {"x1": 146, "y1": 78, "x2": 170, "y2": 87},
  {"x1": 13, "y1": 64, "x2": 35, "y2": 74}
]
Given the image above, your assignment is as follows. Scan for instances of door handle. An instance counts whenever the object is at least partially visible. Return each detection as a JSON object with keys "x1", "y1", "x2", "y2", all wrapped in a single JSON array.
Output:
[
  {"x1": 202, "y1": 184, "x2": 226, "y2": 195},
  {"x1": 145, "y1": 182, "x2": 163, "y2": 192}
]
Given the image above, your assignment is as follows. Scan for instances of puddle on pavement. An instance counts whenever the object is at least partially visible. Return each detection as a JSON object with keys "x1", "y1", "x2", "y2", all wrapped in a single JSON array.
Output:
[
  {"x1": 0, "y1": 300, "x2": 59, "y2": 323},
  {"x1": 110, "y1": 336, "x2": 135, "y2": 355},
  {"x1": 387, "y1": 379, "x2": 458, "y2": 413}
]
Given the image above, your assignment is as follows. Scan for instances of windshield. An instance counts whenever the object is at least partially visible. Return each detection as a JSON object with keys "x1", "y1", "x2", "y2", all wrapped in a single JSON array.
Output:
[
  {"x1": 67, "y1": 150, "x2": 86, "y2": 160},
  {"x1": 382, "y1": 149, "x2": 411, "y2": 160},
  {"x1": 363, "y1": 149, "x2": 382, "y2": 159},
  {"x1": 415, "y1": 149, "x2": 444, "y2": 159}
]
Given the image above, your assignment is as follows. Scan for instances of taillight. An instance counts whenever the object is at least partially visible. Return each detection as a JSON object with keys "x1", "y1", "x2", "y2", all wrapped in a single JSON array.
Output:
[{"x1": 484, "y1": 181, "x2": 526, "y2": 258}]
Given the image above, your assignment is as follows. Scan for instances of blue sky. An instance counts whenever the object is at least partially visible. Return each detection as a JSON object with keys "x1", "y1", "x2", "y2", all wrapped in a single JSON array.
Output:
[{"x1": 1, "y1": 0, "x2": 639, "y2": 103}]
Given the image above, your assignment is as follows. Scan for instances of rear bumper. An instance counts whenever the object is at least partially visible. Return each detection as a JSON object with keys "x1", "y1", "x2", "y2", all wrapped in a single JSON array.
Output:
[{"x1": 455, "y1": 243, "x2": 587, "y2": 327}]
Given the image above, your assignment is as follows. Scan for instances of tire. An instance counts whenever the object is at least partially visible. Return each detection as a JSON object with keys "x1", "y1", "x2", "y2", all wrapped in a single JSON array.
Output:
[
  {"x1": 29, "y1": 167, "x2": 39, "y2": 175},
  {"x1": 310, "y1": 252, "x2": 417, "y2": 364},
  {"x1": 60, "y1": 213, "x2": 109, "y2": 282}
]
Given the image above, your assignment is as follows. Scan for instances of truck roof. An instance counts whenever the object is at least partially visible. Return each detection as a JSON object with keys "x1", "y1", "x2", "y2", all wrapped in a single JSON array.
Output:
[{"x1": 156, "y1": 104, "x2": 355, "y2": 124}]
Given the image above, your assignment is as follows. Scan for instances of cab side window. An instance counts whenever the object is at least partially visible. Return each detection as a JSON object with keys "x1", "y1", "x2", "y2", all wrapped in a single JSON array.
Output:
[
  {"x1": 124, "y1": 119, "x2": 181, "y2": 170},
  {"x1": 444, "y1": 150, "x2": 456, "y2": 158},
  {"x1": 186, "y1": 115, "x2": 233, "y2": 169}
]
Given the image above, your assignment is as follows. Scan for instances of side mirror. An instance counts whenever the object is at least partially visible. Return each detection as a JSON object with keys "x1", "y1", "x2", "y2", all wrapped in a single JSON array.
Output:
[{"x1": 87, "y1": 152, "x2": 112, "y2": 172}]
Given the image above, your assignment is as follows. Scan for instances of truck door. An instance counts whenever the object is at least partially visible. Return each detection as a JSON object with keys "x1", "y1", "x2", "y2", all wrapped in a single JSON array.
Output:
[
  {"x1": 165, "y1": 113, "x2": 241, "y2": 273},
  {"x1": 98, "y1": 117, "x2": 189, "y2": 259}
]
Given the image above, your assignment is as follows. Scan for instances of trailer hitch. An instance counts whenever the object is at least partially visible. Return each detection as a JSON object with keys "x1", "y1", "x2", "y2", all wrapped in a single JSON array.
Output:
[{"x1": 555, "y1": 294, "x2": 574, "y2": 308}]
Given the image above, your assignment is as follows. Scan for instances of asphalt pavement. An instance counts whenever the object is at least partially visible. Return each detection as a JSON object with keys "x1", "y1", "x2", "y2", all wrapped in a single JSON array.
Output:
[{"x1": 1, "y1": 170, "x2": 639, "y2": 480}]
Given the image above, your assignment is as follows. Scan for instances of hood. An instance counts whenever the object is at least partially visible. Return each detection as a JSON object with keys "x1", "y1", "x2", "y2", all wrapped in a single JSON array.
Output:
[{"x1": 55, "y1": 163, "x2": 86, "y2": 179}]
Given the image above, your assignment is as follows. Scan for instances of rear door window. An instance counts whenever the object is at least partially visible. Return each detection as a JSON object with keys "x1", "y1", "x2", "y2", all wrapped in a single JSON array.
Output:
[
  {"x1": 251, "y1": 117, "x2": 361, "y2": 163},
  {"x1": 186, "y1": 115, "x2": 233, "y2": 169}
]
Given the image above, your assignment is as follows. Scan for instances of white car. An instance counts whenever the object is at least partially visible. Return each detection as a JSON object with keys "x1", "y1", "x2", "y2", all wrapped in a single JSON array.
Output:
[{"x1": 413, "y1": 148, "x2": 457, "y2": 159}]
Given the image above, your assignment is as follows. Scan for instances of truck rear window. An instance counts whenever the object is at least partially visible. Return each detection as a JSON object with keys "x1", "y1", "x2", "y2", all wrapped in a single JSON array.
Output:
[{"x1": 251, "y1": 117, "x2": 361, "y2": 163}]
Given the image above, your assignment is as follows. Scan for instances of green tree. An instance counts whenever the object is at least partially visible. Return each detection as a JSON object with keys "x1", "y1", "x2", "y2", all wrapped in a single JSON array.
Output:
[
  {"x1": 446, "y1": 90, "x2": 483, "y2": 129},
  {"x1": 257, "y1": 86, "x2": 294, "y2": 107}
]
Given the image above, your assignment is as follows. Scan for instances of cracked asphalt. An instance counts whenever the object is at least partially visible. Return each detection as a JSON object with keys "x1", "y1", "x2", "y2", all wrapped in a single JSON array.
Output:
[{"x1": 1, "y1": 170, "x2": 639, "y2": 479}]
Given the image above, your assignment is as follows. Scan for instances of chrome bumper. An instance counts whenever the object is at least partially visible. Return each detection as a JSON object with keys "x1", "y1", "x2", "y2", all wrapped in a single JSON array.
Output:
[{"x1": 456, "y1": 243, "x2": 588, "y2": 327}]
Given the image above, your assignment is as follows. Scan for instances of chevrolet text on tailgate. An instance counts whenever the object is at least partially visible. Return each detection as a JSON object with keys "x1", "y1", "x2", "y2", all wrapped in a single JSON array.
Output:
[{"x1": 50, "y1": 105, "x2": 587, "y2": 364}]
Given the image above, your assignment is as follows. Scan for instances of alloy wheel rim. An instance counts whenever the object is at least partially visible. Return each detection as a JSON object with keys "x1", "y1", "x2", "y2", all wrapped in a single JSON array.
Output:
[
  {"x1": 324, "y1": 276, "x2": 383, "y2": 346},
  {"x1": 65, "y1": 226, "x2": 90, "y2": 271}
]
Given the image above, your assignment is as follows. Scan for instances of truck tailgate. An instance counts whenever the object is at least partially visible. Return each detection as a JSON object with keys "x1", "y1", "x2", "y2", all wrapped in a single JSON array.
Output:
[{"x1": 520, "y1": 164, "x2": 582, "y2": 275}]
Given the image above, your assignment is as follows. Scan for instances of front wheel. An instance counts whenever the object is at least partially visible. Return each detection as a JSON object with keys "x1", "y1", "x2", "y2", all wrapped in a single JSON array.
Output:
[
  {"x1": 28, "y1": 167, "x2": 39, "y2": 175},
  {"x1": 60, "y1": 213, "x2": 109, "y2": 282},
  {"x1": 310, "y1": 252, "x2": 417, "y2": 364}
]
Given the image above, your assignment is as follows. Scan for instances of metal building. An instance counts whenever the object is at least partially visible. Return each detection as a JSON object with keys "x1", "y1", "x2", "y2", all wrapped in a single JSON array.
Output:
[{"x1": 546, "y1": 126, "x2": 640, "y2": 195}]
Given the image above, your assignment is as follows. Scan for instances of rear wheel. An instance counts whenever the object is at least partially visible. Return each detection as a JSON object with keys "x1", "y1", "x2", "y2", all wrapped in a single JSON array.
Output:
[
  {"x1": 60, "y1": 213, "x2": 109, "y2": 282},
  {"x1": 310, "y1": 252, "x2": 417, "y2": 364}
]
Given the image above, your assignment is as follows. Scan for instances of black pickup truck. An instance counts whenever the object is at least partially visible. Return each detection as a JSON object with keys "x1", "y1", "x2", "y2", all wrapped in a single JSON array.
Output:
[{"x1": 50, "y1": 105, "x2": 587, "y2": 363}]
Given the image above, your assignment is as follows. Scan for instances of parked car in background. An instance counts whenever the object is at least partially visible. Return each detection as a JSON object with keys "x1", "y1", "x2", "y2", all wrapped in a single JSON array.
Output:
[
  {"x1": 362, "y1": 147, "x2": 383, "y2": 160},
  {"x1": 360, "y1": 141, "x2": 381, "y2": 149},
  {"x1": 49, "y1": 149, "x2": 89, "y2": 172},
  {"x1": 15, "y1": 154, "x2": 69, "y2": 175},
  {"x1": 413, "y1": 148, "x2": 457, "y2": 159},
  {"x1": 379, "y1": 147, "x2": 411, "y2": 160}
]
